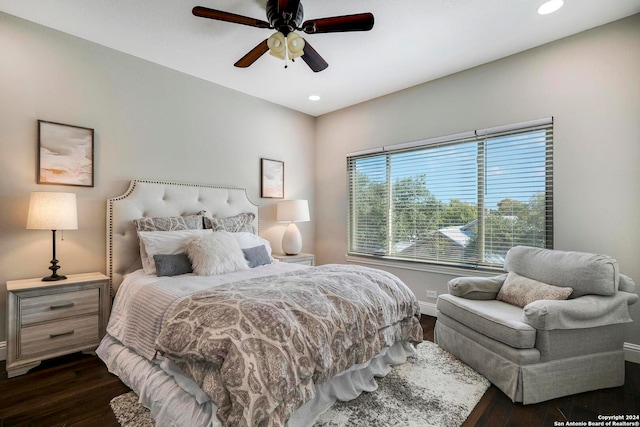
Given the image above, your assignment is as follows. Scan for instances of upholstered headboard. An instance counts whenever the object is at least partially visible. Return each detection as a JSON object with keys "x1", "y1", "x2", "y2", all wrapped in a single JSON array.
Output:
[{"x1": 107, "y1": 180, "x2": 259, "y2": 293}]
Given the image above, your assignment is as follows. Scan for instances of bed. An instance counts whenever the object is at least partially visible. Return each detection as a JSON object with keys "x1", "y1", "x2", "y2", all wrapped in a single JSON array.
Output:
[{"x1": 97, "y1": 179, "x2": 423, "y2": 427}]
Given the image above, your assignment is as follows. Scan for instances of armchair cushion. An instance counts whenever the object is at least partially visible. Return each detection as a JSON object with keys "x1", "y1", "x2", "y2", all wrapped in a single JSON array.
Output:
[
  {"x1": 497, "y1": 272, "x2": 573, "y2": 308},
  {"x1": 523, "y1": 293, "x2": 634, "y2": 330},
  {"x1": 504, "y1": 246, "x2": 618, "y2": 298},
  {"x1": 447, "y1": 273, "x2": 507, "y2": 300},
  {"x1": 437, "y1": 294, "x2": 537, "y2": 349}
]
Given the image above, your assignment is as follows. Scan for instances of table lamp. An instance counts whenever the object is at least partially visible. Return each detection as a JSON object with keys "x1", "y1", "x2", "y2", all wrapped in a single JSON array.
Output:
[
  {"x1": 276, "y1": 199, "x2": 310, "y2": 255},
  {"x1": 26, "y1": 192, "x2": 78, "y2": 281}
]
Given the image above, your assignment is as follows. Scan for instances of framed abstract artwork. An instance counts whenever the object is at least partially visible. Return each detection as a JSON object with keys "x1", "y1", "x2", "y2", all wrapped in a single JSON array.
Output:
[
  {"x1": 37, "y1": 120, "x2": 94, "y2": 187},
  {"x1": 261, "y1": 158, "x2": 284, "y2": 199}
]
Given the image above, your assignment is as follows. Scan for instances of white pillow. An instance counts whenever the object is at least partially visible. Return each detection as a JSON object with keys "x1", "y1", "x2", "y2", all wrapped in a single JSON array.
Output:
[
  {"x1": 185, "y1": 231, "x2": 249, "y2": 276},
  {"x1": 138, "y1": 229, "x2": 212, "y2": 275},
  {"x1": 233, "y1": 232, "x2": 275, "y2": 261}
]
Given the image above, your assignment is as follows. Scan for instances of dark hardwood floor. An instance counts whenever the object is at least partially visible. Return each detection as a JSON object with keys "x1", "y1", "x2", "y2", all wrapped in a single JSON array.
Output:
[{"x1": 1, "y1": 316, "x2": 639, "y2": 426}]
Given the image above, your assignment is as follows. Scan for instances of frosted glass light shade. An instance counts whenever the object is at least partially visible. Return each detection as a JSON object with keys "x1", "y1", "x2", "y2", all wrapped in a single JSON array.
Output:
[
  {"x1": 277, "y1": 200, "x2": 310, "y2": 223},
  {"x1": 27, "y1": 192, "x2": 78, "y2": 230}
]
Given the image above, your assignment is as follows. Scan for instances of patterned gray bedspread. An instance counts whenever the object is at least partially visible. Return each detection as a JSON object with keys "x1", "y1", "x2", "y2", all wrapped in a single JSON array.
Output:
[{"x1": 156, "y1": 264, "x2": 423, "y2": 427}]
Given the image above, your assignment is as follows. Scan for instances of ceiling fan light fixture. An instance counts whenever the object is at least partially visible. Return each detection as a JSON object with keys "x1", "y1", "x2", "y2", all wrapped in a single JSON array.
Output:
[
  {"x1": 287, "y1": 32, "x2": 305, "y2": 59},
  {"x1": 537, "y1": 0, "x2": 564, "y2": 15},
  {"x1": 267, "y1": 31, "x2": 287, "y2": 59}
]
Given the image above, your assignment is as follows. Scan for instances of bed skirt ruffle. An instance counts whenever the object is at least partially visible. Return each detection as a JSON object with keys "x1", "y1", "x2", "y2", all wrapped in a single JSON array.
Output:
[{"x1": 97, "y1": 334, "x2": 416, "y2": 427}]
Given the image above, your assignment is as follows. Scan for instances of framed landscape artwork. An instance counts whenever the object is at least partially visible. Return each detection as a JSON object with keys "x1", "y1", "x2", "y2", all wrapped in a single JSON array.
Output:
[
  {"x1": 261, "y1": 158, "x2": 284, "y2": 199},
  {"x1": 37, "y1": 120, "x2": 94, "y2": 187}
]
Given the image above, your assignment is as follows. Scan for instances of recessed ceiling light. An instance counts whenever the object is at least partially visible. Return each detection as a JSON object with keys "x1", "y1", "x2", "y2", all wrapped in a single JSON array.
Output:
[
  {"x1": 538, "y1": 0, "x2": 564, "y2": 15},
  {"x1": 308, "y1": 95, "x2": 321, "y2": 101}
]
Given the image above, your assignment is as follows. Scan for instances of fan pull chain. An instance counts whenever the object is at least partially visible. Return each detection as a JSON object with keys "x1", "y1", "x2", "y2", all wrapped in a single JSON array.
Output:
[{"x1": 284, "y1": 38, "x2": 289, "y2": 69}]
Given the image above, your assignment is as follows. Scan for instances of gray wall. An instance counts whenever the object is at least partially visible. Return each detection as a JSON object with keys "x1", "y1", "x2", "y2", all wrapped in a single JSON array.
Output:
[
  {"x1": 315, "y1": 15, "x2": 640, "y2": 343},
  {"x1": 0, "y1": 12, "x2": 316, "y2": 343}
]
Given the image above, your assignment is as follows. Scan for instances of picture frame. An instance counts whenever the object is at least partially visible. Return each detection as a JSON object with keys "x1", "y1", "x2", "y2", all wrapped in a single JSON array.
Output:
[
  {"x1": 37, "y1": 120, "x2": 94, "y2": 187},
  {"x1": 261, "y1": 158, "x2": 284, "y2": 199}
]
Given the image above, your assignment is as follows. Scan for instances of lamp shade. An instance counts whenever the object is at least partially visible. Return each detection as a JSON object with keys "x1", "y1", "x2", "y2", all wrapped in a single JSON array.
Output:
[
  {"x1": 27, "y1": 192, "x2": 78, "y2": 230},
  {"x1": 277, "y1": 200, "x2": 310, "y2": 223}
]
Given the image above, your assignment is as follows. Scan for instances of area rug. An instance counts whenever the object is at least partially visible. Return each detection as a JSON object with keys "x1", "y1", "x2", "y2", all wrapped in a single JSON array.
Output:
[{"x1": 110, "y1": 341, "x2": 490, "y2": 427}]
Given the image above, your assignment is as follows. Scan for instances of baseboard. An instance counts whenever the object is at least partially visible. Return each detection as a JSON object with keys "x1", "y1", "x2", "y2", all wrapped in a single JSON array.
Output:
[
  {"x1": 0, "y1": 341, "x2": 6, "y2": 362},
  {"x1": 418, "y1": 300, "x2": 438, "y2": 317}
]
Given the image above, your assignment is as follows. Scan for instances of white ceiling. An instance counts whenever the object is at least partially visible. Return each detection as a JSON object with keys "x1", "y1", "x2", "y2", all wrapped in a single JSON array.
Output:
[{"x1": 1, "y1": 0, "x2": 639, "y2": 116}]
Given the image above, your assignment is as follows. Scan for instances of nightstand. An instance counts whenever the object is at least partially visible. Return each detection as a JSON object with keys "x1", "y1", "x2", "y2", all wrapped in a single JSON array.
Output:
[
  {"x1": 6, "y1": 272, "x2": 110, "y2": 378},
  {"x1": 273, "y1": 253, "x2": 316, "y2": 266}
]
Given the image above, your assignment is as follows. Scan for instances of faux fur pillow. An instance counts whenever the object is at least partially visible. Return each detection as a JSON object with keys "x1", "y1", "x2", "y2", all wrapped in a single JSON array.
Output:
[
  {"x1": 497, "y1": 271, "x2": 573, "y2": 308},
  {"x1": 185, "y1": 231, "x2": 249, "y2": 276}
]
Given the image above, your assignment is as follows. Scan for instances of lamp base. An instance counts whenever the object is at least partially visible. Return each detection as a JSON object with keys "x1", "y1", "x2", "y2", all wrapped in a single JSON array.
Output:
[
  {"x1": 282, "y1": 222, "x2": 303, "y2": 255},
  {"x1": 42, "y1": 257, "x2": 67, "y2": 282},
  {"x1": 42, "y1": 274, "x2": 67, "y2": 282}
]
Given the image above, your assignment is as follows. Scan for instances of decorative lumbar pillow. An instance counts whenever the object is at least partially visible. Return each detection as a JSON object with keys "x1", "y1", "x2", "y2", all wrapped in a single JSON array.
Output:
[
  {"x1": 203, "y1": 212, "x2": 256, "y2": 233},
  {"x1": 138, "y1": 229, "x2": 212, "y2": 274},
  {"x1": 242, "y1": 245, "x2": 272, "y2": 268},
  {"x1": 497, "y1": 271, "x2": 573, "y2": 308},
  {"x1": 154, "y1": 254, "x2": 193, "y2": 277},
  {"x1": 185, "y1": 231, "x2": 249, "y2": 276},
  {"x1": 233, "y1": 232, "x2": 275, "y2": 260},
  {"x1": 134, "y1": 214, "x2": 203, "y2": 232}
]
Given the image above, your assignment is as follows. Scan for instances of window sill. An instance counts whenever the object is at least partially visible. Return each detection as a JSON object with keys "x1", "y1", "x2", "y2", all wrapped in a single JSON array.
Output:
[{"x1": 344, "y1": 254, "x2": 501, "y2": 277}]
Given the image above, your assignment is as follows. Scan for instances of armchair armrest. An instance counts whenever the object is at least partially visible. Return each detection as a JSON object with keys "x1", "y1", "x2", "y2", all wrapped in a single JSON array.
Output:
[
  {"x1": 619, "y1": 273, "x2": 637, "y2": 296},
  {"x1": 523, "y1": 293, "x2": 634, "y2": 330},
  {"x1": 447, "y1": 273, "x2": 508, "y2": 300}
]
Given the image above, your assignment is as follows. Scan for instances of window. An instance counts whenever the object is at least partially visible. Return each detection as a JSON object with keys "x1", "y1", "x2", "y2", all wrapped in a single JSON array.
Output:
[{"x1": 348, "y1": 119, "x2": 553, "y2": 269}]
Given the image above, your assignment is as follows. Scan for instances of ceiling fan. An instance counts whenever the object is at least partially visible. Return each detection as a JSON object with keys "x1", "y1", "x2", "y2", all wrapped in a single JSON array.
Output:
[{"x1": 192, "y1": 0, "x2": 375, "y2": 72}]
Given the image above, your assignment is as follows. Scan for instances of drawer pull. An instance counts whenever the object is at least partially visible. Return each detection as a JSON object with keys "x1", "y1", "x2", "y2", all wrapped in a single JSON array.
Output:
[
  {"x1": 50, "y1": 330, "x2": 75, "y2": 339},
  {"x1": 50, "y1": 302, "x2": 75, "y2": 310}
]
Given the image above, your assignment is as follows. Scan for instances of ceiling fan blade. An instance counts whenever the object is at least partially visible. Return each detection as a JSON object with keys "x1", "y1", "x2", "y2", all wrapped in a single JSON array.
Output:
[
  {"x1": 193, "y1": 6, "x2": 271, "y2": 29},
  {"x1": 234, "y1": 40, "x2": 270, "y2": 68},
  {"x1": 302, "y1": 13, "x2": 374, "y2": 34},
  {"x1": 301, "y1": 41, "x2": 328, "y2": 72}
]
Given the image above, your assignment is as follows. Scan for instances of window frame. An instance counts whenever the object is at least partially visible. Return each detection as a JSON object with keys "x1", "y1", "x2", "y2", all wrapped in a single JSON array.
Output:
[{"x1": 347, "y1": 118, "x2": 554, "y2": 270}]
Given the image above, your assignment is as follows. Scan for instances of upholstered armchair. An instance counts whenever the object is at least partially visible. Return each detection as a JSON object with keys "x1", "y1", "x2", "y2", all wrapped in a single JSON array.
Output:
[{"x1": 435, "y1": 246, "x2": 638, "y2": 404}]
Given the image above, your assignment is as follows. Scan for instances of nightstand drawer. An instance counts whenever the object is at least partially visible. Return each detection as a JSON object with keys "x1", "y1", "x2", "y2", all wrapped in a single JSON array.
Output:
[
  {"x1": 20, "y1": 314, "x2": 100, "y2": 357},
  {"x1": 20, "y1": 288, "x2": 99, "y2": 326}
]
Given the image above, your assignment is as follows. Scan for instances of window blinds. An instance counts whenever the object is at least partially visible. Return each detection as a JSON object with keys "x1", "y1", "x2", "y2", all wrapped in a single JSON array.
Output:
[{"x1": 347, "y1": 119, "x2": 553, "y2": 268}]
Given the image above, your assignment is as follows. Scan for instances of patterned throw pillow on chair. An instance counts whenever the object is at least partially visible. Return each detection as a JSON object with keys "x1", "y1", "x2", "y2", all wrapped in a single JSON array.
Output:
[{"x1": 497, "y1": 271, "x2": 573, "y2": 308}]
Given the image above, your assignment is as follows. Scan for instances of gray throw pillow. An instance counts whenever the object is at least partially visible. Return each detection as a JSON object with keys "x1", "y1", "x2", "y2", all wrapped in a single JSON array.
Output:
[
  {"x1": 153, "y1": 254, "x2": 193, "y2": 277},
  {"x1": 242, "y1": 245, "x2": 272, "y2": 268}
]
